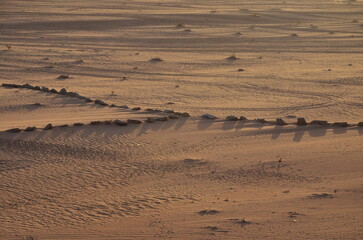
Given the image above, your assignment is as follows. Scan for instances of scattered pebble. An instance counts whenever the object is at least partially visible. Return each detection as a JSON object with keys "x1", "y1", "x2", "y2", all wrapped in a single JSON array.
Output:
[
  {"x1": 57, "y1": 74, "x2": 69, "y2": 79},
  {"x1": 198, "y1": 210, "x2": 220, "y2": 216}
]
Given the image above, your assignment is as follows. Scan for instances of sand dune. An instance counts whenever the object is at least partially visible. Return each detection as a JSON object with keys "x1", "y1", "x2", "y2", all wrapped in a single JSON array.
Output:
[{"x1": 0, "y1": 0, "x2": 362, "y2": 239}]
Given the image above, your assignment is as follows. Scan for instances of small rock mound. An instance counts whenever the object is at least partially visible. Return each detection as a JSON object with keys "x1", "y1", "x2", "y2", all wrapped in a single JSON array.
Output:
[
  {"x1": 311, "y1": 120, "x2": 329, "y2": 126},
  {"x1": 59, "y1": 88, "x2": 67, "y2": 95},
  {"x1": 7, "y1": 128, "x2": 21, "y2": 133},
  {"x1": 175, "y1": 112, "x2": 190, "y2": 117},
  {"x1": 297, "y1": 118, "x2": 308, "y2": 126},
  {"x1": 145, "y1": 117, "x2": 156, "y2": 123},
  {"x1": 255, "y1": 118, "x2": 267, "y2": 123},
  {"x1": 73, "y1": 123, "x2": 84, "y2": 127},
  {"x1": 25, "y1": 126, "x2": 37, "y2": 132},
  {"x1": 333, "y1": 122, "x2": 348, "y2": 127},
  {"x1": 226, "y1": 115, "x2": 238, "y2": 121},
  {"x1": 94, "y1": 99, "x2": 108, "y2": 106},
  {"x1": 43, "y1": 124, "x2": 53, "y2": 130},
  {"x1": 113, "y1": 119, "x2": 128, "y2": 126},
  {"x1": 202, "y1": 114, "x2": 217, "y2": 120},
  {"x1": 23, "y1": 83, "x2": 35, "y2": 89},
  {"x1": 168, "y1": 114, "x2": 179, "y2": 119},
  {"x1": 127, "y1": 119, "x2": 143, "y2": 124},
  {"x1": 276, "y1": 118, "x2": 288, "y2": 125},
  {"x1": 156, "y1": 117, "x2": 168, "y2": 122},
  {"x1": 90, "y1": 121, "x2": 102, "y2": 125},
  {"x1": 164, "y1": 109, "x2": 175, "y2": 114}
]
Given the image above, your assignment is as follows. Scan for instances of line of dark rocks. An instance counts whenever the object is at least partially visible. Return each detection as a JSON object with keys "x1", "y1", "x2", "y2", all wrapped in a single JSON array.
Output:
[
  {"x1": 203, "y1": 114, "x2": 363, "y2": 128},
  {"x1": 5, "y1": 116, "x2": 362, "y2": 133},
  {"x1": 2, "y1": 83, "x2": 362, "y2": 133},
  {"x1": 4, "y1": 114, "x2": 187, "y2": 133},
  {"x1": 1, "y1": 83, "x2": 191, "y2": 116}
]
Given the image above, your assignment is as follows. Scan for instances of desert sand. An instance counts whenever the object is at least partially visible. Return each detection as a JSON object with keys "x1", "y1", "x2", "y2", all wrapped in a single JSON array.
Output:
[{"x1": 0, "y1": 0, "x2": 362, "y2": 239}]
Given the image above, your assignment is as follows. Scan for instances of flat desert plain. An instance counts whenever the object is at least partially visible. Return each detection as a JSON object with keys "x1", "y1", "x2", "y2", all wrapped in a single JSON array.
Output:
[{"x1": 0, "y1": 0, "x2": 363, "y2": 239}]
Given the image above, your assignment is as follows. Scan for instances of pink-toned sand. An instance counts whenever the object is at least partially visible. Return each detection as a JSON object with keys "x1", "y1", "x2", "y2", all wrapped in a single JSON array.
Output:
[{"x1": 0, "y1": 0, "x2": 362, "y2": 239}]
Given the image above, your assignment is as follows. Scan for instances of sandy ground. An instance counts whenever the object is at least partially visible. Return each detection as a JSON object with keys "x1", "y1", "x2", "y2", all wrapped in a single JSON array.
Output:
[{"x1": 0, "y1": 0, "x2": 362, "y2": 239}]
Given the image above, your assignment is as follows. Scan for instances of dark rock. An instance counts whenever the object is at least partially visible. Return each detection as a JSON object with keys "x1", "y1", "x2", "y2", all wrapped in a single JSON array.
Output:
[
  {"x1": 43, "y1": 124, "x2": 53, "y2": 130},
  {"x1": 50, "y1": 89, "x2": 58, "y2": 94},
  {"x1": 145, "y1": 108, "x2": 154, "y2": 112},
  {"x1": 110, "y1": 104, "x2": 117, "y2": 107},
  {"x1": 7, "y1": 128, "x2": 21, "y2": 133},
  {"x1": 90, "y1": 121, "x2": 102, "y2": 125},
  {"x1": 131, "y1": 107, "x2": 141, "y2": 111},
  {"x1": 198, "y1": 210, "x2": 220, "y2": 216},
  {"x1": 168, "y1": 114, "x2": 179, "y2": 119},
  {"x1": 237, "y1": 68, "x2": 244, "y2": 72},
  {"x1": 41, "y1": 87, "x2": 49, "y2": 92},
  {"x1": 202, "y1": 114, "x2": 217, "y2": 120},
  {"x1": 226, "y1": 116, "x2": 238, "y2": 121},
  {"x1": 311, "y1": 120, "x2": 329, "y2": 126},
  {"x1": 77, "y1": 96, "x2": 86, "y2": 100},
  {"x1": 103, "y1": 120, "x2": 112, "y2": 125},
  {"x1": 59, "y1": 88, "x2": 67, "y2": 95},
  {"x1": 297, "y1": 118, "x2": 308, "y2": 126},
  {"x1": 308, "y1": 193, "x2": 333, "y2": 199},
  {"x1": 59, "y1": 124, "x2": 69, "y2": 128},
  {"x1": 94, "y1": 99, "x2": 108, "y2": 106},
  {"x1": 177, "y1": 112, "x2": 190, "y2": 117},
  {"x1": 276, "y1": 118, "x2": 288, "y2": 125},
  {"x1": 34, "y1": 86, "x2": 41, "y2": 90},
  {"x1": 333, "y1": 122, "x2": 348, "y2": 127},
  {"x1": 57, "y1": 74, "x2": 69, "y2": 79},
  {"x1": 127, "y1": 119, "x2": 143, "y2": 124},
  {"x1": 66, "y1": 92, "x2": 79, "y2": 97},
  {"x1": 119, "y1": 105, "x2": 129, "y2": 109},
  {"x1": 2, "y1": 83, "x2": 18, "y2": 88},
  {"x1": 239, "y1": 116, "x2": 248, "y2": 120},
  {"x1": 32, "y1": 103, "x2": 44, "y2": 107},
  {"x1": 25, "y1": 126, "x2": 37, "y2": 131},
  {"x1": 164, "y1": 109, "x2": 175, "y2": 114},
  {"x1": 23, "y1": 83, "x2": 35, "y2": 89},
  {"x1": 113, "y1": 119, "x2": 128, "y2": 126},
  {"x1": 156, "y1": 117, "x2": 168, "y2": 122},
  {"x1": 152, "y1": 109, "x2": 163, "y2": 113},
  {"x1": 145, "y1": 117, "x2": 156, "y2": 123},
  {"x1": 84, "y1": 98, "x2": 93, "y2": 103},
  {"x1": 358, "y1": 122, "x2": 363, "y2": 127},
  {"x1": 255, "y1": 118, "x2": 267, "y2": 123},
  {"x1": 73, "y1": 123, "x2": 84, "y2": 126}
]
